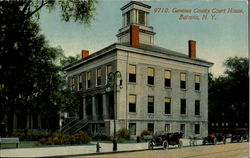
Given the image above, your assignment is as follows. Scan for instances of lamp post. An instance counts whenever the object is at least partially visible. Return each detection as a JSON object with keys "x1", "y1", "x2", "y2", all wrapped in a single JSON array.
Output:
[{"x1": 106, "y1": 71, "x2": 122, "y2": 152}]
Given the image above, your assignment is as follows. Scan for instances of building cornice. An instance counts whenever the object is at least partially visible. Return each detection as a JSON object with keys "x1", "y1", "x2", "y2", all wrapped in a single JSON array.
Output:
[{"x1": 64, "y1": 43, "x2": 213, "y2": 71}]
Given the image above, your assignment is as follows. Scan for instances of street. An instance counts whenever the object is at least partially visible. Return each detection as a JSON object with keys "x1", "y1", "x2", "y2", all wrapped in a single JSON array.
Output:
[{"x1": 71, "y1": 142, "x2": 249, "y2": 158}]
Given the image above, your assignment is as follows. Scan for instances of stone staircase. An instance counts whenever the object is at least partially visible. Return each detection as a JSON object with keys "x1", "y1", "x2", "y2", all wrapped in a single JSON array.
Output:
[{"x1": 60, "y1": 117, "x2": 88, "y2": 135}]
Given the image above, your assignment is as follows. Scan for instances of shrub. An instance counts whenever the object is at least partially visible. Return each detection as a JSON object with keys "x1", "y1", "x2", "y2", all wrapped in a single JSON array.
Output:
[
  {"x1": 39, "y1": 131, "x2": 91, "y2": 145},
  {"x1": 117, "y1": 128, "x2": 130, "y2": 140},
  {"x1": 73, "y1": 131, "x2": 92, "y2": 144}
]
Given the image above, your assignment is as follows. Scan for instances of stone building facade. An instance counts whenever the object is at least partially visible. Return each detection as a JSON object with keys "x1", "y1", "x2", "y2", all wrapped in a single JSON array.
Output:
[{"x1": 64, "y1": 1, "x2": 213, "y2": 138}]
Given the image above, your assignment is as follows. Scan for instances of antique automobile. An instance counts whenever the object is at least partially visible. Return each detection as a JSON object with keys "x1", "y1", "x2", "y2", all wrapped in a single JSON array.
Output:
[
  {"x1": 148, "y1": 132, "x2": 183, "y2": 150},
  {"x1": 231, "y1": 128, "x2": 249, "y2": 143},
  {"x1": 203, "y1": 133, "x2": 226, "y2": 145}
]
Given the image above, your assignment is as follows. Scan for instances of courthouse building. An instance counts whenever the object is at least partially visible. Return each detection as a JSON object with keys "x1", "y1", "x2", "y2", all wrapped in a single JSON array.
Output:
[{"x1": 64, "y1": 1, "x2": 213, "y2": 138}]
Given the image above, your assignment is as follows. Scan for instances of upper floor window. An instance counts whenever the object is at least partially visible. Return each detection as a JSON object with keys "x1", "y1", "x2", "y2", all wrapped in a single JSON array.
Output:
[
  {"x1": 180, "y1": 99, "x2": 186, "y2": 115},
  {"x1": 96, "y1": 68, "x2": 101, "y2": 86},
  {"x1": 195, "y1": 75, "x2": 200, "y2": 91},
  {"x1": 147, "y1": 68, "x2": 154, "y2": 85},
  {"x1": 129, "y1": 65, "x2": 136, "y2": 83},
  {"x1": 79, "y1": 75, "x2": 83, "y2": 90},
  {"x1": 165, "y1": 70, "x2": 171, "y2": 87},
  {"x1": 87, "y1": 72, "x2": 91, "y2": 89},
  {"x1": 129, "y1": 94, "x2": 136, "y2": 112},
  {"x1": 165, "y1": 98, "x2": 171, "y2": 114},
  {"x1": 139, "y1": 10, "x2": 145, "y2": 25},
  {"x1": 148, "y1": 96, "x2": 154, "y2": 113},
  {"x1": 126, "y1": 11, "x2": 130, "y2": 26},
  {"x1": 106, "y1": 65, "x2": 112, "y2": 84},
  {"x1": 180, "y1": 73, "x2": 186, "y2": 89},
  {"x1": 195, "y1": 100, "x2": 200, "y2": 115}
]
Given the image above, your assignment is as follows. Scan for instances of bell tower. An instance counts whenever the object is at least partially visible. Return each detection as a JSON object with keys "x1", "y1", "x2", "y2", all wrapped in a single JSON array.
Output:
[{"x1": 117, "y1": 1, "x2": 155, "y2": 46}]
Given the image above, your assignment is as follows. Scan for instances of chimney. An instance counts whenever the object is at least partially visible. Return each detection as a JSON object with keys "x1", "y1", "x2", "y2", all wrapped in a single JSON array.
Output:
[
  {"x1": 188, "y1": 40, "x2": 196, "y2": 59},
  {"x1": 81, "y1": 50, "x2": 89, "y2": 59},
  {"x1": 130, "y1": 25, "x2": 140, "y2": 47}
]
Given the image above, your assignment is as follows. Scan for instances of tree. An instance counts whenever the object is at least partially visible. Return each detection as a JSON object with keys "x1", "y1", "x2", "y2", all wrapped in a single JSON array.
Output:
[
  {"x1": 1, "y1": 0, "x2": 98, "y2": 24},
  {"x1": 209, "y1": 57, "x2": 249, "y2": 132},
  {"x1": 0, "y1": 0, "x2": 98, "y2": 133}
]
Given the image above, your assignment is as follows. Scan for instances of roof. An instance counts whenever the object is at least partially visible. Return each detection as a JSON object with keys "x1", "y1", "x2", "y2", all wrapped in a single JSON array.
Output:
[
  {"x1": 120, "y1": 1, "x2": 151, "y2": 10},
  {"x1": 63, "y1": 42, "x2": 213, "y2": 71},
  {"x1": 117, "y1": 42, "x2": 213, "y2": 64}
]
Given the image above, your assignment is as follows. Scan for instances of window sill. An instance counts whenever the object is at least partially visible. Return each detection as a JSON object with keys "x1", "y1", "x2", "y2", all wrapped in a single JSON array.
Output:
[
  {"x1": 195, "y1": 90, "x2": 201, "y2": 93},
  {"x1": 165, "y1": 87, "x2": 172, "y2": 89},
  {"x1": 128, "y1": 82, "x2": 136, "y2": 85},
  {"x1": 129, "y1": 112, "x2": 137, "y2": 115},
  {"x1": 164, "y1": 114, "x2": 172, "y2": 116},
  {"x1": 180, "y1": 88, "x2": 187, "y2": 91},
  {"x1": 180, "y1": 114, "x2": 187, "y2": 117},
  {"x1": 147, "y1": 84, "x2": 154, "y2": 87},
  {"x1": 195, "y1": 115, "x2": 201, "y2": 117}
]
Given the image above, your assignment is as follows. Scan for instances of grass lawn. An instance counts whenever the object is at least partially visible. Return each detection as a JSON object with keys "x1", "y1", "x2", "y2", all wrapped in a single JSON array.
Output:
[{"x1": 0, "y1": 141, "x2": 39, "y2": 149}]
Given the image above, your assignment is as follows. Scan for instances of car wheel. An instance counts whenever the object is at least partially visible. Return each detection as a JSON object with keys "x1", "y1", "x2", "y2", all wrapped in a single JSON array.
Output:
[
  {"x1": 213, "y1": 138, "x2": 217, "y2": 145},
  {"x1": 240, "y1": 136, "x2": 244, "y2": 143},
  {"x1": 162, "y1": 140, "x2": 169, "y2": 150},
  {"x1": 148, "y1": 141, "x2": 153, "y2": 150},
  {"x1": 178, "y1": 140, "x2": 183, "y2": 149}
]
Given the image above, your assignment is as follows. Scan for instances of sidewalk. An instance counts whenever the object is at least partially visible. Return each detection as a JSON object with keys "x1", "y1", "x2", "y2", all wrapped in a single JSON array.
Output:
[{"x1": 0, "y1": 138, "x2": 230, "y2": 157}]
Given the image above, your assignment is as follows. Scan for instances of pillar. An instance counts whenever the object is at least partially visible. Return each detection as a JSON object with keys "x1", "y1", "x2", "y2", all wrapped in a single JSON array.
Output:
[
  {"x1": 92, "y1": 95, "x2": 96, "y2": 120},
  {"x1": 38, "y1": 114, "x2": 42, "y2": 129},
  {"x1": 102, "y1": 93, "x2": 107, "y2": 118},
  {"x1": 83, "y1": 97, "x2": 87, "y2": 119},
  {"x1": 13, "y1": 113, "x2": 17, "y2": 132}
]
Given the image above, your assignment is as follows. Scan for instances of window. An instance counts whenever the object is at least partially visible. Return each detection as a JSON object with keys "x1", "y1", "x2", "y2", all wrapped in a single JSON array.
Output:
[
  {"x1": 148, "y1": 123, "x2": 154, "y2": 132},
  {"x1": 126, "y1": 11, "x2": 130, "y2": 26},
  {"x1": 195, "y1": 100, "x2": 200, "y2": 115},
  {"x1": 96, "y1": 68, "x2": 101, "y2": 86},
  {"x1": 129, "y1": 95, "x2": 136, "y2": 112},
  {"x1": 87, "y1": 72, "x2": 91, "y2": 89},
  {"x1": 129, "y1": 65, "x2": 136, "y2": 83},
  {"x1": 180, "y1": 73, "x2": 186, "y2": 89},
  {"x1": 165, "y1": 124, "x2": 170, "y2": 133},
  {"x1": 180, "y1": 124, "x2": 185, "y2": 137},
  {"x1": 139, "y1": 10, "x2": 145, "y2": 25},
  {"x1": 79, "y1": 75, "x2": 83, "y2": 90},
  {"x1": 147, "y1": 68, "x2": 154, "y2": 85},
  {"x1": 165, "y1": 98, "x2": 171, "y2": 114},
  {"x1": 180, "y1": 99, "x2": 186, "y2": 115},
  {"x1": 195, "y1": 75, "x2": 200, "y2": 91},
  {"x1": 129, "y1": 123, "x2": 136, "y2": 135},
  {"x1": 165, "y1": 70, "x2": 171, "y2": 87},
  {"x1": 195, "y1": 124, "x2": 200, "y2": 134},
  {"x1": 148, "y1": 96, "x2": 154, "y2": 113},
  {"x1": 106, "y1": 65, "x2": 112, "y2": 83}
]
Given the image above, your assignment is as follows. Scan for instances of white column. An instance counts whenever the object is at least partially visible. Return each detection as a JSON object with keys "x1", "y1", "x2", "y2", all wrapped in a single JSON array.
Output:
[
  {"x1": 102, "y1": 93, "x2": 107, "y2": 118},
  {"x1": 92, "y1": 95, "x2": 96, "y2": 120},
  {"x1": 83, "y1": 97, "x2": 87, "y2": 119}
]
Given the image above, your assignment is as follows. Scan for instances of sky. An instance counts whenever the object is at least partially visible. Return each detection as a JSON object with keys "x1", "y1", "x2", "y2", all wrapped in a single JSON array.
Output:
[{"x1": 39, "y1": 0, "x2": 248, "y2": 77}]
